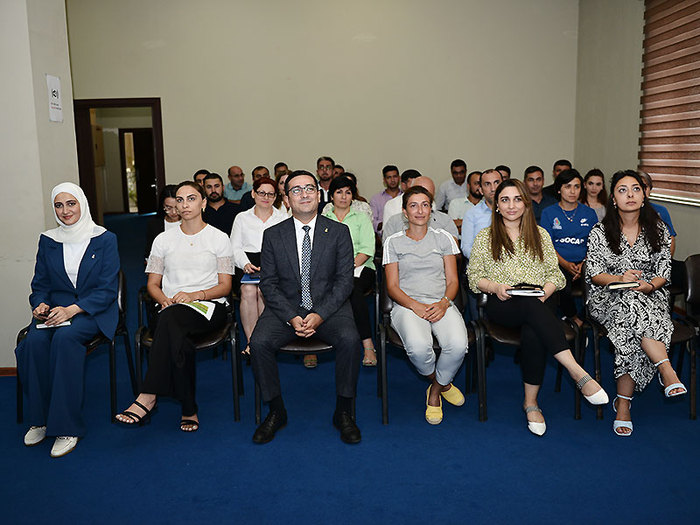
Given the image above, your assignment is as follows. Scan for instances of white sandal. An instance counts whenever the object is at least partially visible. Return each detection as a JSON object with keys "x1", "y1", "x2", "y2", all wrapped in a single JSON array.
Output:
[
  {"x1": 612, "y1": 395, "x2": 634, "y2": 437},
  {"x1": 654, "y1": 358, "x2": 687, "y2": 397}
]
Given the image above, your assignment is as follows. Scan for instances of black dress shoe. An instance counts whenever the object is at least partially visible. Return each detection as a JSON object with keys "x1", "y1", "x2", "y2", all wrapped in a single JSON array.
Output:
[
  {"x1": 252, "y1": 410, "x2": 287, "y2": 444},
  {"x1": 333, "y1": 411, "x2": 361, "y2": 444}
]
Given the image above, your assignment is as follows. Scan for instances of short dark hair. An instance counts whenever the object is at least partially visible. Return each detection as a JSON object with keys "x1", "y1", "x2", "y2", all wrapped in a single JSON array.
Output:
[
  {"x1": 553, "y1": 159, "x2": 572, "y2": 170},
  {"x1": 523, "y1": 165, "x2": 543, "y2": 179},
  {"x1": 316, "y1": 156, "x2": 335, "y2": 168},
  {"x1": 402, "y1": 186, "x2": 433, "y2": 209},
  {"x1": 480, "y1": 169, "x2": 502, "y2": 185},
  {"x1": 495, "y1": 165, "x2": 511, "y2": 176},
  {"x1": 285, "y1": 170, "x2": 319, "y2": 194},
  {"x1": 193, "y1": 169, "x2": 210, "y2": 181},
  {"x1": 467, "y1": 170, "x2": 482, "y2": 185},
  {"x1": 273, "y1": 162, "x2": 288, "y2": 172},
  {"x1": 554, "y1": 168, "x2": 583, "y2": 196},
  {"x1": 252, "y1": 165, "x2": 269, "y2": 176},
  {"x1": 253, "y1": 176, "x2": 278, "y2": 192},
  {"x1": 382, "y1": 165, "x2": 399, "y2": 176},
  {"x1": 450, "y1": 159, "x2": 467, "y2": 170},
  {"x1": 177, "y1": 180, "x2": 206, "y2": 199},
  {"x1": 334, "y1": 164, "x2": 344, "y2": 172},
  {"x1": 329, "y1": 174, "x2": 357, "y2": 196},
  {"x1": 400, "y1": 169, "x2": 422, "y2": 183},
  {"x1": 203, "y1": 172, "x2": 223, "y2": 185}
]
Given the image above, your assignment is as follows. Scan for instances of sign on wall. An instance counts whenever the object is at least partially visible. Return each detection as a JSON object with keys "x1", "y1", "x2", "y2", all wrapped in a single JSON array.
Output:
[{"x1": 46, "y1": 74, "x2": 63, "y2": 122}]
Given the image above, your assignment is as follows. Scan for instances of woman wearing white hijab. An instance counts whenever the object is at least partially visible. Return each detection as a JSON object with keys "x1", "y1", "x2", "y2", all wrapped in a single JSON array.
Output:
[{"x1": 15, "y1": 182, "x2": 119, "y2": 457}]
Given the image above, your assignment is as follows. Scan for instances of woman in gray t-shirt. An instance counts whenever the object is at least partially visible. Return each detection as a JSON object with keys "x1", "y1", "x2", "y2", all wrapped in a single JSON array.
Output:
[{"x1": 383, "y1": 186, "x2": 469, "y2": 425}]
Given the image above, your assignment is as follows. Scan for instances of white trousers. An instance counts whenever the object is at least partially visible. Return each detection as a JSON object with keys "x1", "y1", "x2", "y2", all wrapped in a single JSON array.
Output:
[{"x1": 390, "y1": 303, "x2": 468, "y2": 385}]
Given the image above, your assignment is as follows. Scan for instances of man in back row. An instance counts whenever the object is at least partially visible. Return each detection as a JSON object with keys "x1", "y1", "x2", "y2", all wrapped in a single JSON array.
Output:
[
  {"x1": 202, "y1": 173, "x2": 238, "y2": 235},
  {"x1": 448, "y1": 170, "x2": 482, "y2": 232},
  {"x1": 224, "y1": 165, "x2": 250, "y2": 203},
  {"x1": 542, "y1": 159, "x2": 572, "y2": 199},
  {"x1": 434, "y1": 159, "x2": 468, "y2": 212},
  {"x1": 369, "y1": 164, "x2": 401, "y2": 233},
  {"x1": 523, "y1": 165, "x2": 557, "y2": 223}
]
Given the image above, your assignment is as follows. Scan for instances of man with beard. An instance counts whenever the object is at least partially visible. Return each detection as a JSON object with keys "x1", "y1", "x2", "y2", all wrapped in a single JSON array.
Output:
[
  {"x1": 202, "y1": 173, "x2": 239, "y2": 235},
  {"x1": 448, "y1": 170, "x2": 482, "y2": 232},
  {"x1": 434, "y1": 159, "x2": 468, "y2": 212}
]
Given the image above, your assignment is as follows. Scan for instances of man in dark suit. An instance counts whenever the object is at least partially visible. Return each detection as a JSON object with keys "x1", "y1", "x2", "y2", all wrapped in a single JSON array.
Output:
[{"x1": 249, "y1": 170, "x2": 362, "y2": 444}]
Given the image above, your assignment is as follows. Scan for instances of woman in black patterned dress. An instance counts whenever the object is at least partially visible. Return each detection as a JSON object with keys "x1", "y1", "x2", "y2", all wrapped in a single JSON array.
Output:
[{"x1": 585, "y1": 170, "x2": 686, "y2": 437}]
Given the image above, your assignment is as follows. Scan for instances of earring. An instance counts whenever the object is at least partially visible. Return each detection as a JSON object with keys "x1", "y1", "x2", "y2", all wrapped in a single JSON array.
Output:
[
  {"x1": 495, "y1": 207, "x2": 500, "y2": 213},
  {"x1": 641, "y1": 202, "x2": 645, "y2": 207},
  {"x1": 613, "y1": 201, "x2": 617, "y2": 208}
]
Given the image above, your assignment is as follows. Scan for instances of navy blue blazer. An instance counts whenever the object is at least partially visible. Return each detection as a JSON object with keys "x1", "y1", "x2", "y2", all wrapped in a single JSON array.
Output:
[
  {"x1": 29, "y1": 231, "x2": 120, "y2": 339},
  {"x1": 259, "y1": 215, "x2": 354, "y2": 323}
]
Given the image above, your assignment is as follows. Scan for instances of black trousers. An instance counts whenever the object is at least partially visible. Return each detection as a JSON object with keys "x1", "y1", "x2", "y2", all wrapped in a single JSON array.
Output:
[
  {"x1": 558, "y1": 263, "x2": 582, "y2": 319},
  {"x1": 141, "y1": 302, "x2": 227, "y2": 415},
  {"x1": 250, "y1": 306, "x2": 362, "y2": 402},
  {"x1": 486, "y1": 296, "x2": 569, "y2": 385},
  {"x1": 349, "y1": 267, "x2": 375, "y2": 341}
]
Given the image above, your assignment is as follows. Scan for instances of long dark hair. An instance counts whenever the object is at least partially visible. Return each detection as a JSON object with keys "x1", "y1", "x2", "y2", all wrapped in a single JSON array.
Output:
[
  {"x1": 601, "y1": 170, "x2": 664, "y2": 255},
  {"x1": 490, "y1": 179, "x2": 544, "y2": 262},
  {"x1": 580, "y1": 168, "x2": 608, "y2": 206}
]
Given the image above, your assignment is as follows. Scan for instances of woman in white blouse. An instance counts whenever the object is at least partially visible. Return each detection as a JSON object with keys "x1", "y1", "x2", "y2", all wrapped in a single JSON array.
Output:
[
  {"x1": 116, "y1": 181, "x2": 233, "y2": 432},
  {"x1": 230, "y1": 177, "x2": 288, "y2": 356}
]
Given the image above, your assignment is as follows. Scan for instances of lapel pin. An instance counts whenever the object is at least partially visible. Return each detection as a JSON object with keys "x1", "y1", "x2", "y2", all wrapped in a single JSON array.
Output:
[
  {"x1": 325, "y1": 228, "x2": 328, "y2": 233},
  {"x1": 91, "y1": 254, "x2": 95, "y2": 259}
]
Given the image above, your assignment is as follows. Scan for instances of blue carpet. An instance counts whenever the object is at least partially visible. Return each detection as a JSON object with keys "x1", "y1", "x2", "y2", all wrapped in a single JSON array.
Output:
[{"x1": 2, "y1": 213, "x2": 699, "y2": 524}]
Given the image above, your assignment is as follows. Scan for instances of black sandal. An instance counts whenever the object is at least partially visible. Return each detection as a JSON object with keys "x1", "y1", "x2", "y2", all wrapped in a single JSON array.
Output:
[
  {"x1": 180, "y1": 419, "x2": 199, "y2": 432},
  {"x1": 115, "y1": 400, "x2": 157, "y2": 426}
]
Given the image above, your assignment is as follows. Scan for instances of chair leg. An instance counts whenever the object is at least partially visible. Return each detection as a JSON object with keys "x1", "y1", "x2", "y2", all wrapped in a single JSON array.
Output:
[
  {"x1": 574, "y1": 328, "x2": 582, "y2": 420},
  {"x1": 255, "y1": 381, "x2": 262, "y2": 425},
  {"x1": 555, "y1": 364, "x2": 563, "y2": 393},
  {"x1": 474, "y1": 324, "x2": 487, "y2": 422},
  {"x1": 230, "y1": 338, "x2": 241, "y2": 422},
  {"x1": 109, "y1": 340, "x2": 117, "y2": 422},
  {"x1": 380, "y1": 325, "x2": 388, "y2": 425},
  {"x1": 122, "y1": 331, "x2": 137, "y2": 396},
  {"x1": 16, "y1": 374, "x2": 23, "y2": 424},
  {"x1": 690, "y1": 337, "x2": 696, "y2": 420},
  {"x1": 593, "y1": 326, "x2": 603, "y2": 420},
  {"x1": 134, "y1": 337, "x2": 143, "y2": 392}
]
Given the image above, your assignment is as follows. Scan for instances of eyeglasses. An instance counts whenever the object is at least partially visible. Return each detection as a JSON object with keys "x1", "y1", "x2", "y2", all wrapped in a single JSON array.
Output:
[
  {"x1": 288, "y1": 185, "x2": 318, "y2": 196},
  {"x1": 255, "y1": 190, "x2": 276, "y2": 199},
  {"x1": 317, "y1": 165, "x2": 333, "y2": 171}
]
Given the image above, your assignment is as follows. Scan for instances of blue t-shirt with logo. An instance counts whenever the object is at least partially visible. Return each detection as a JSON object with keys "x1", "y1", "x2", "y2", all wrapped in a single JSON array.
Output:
[{"x1": 541, "y1": 203, "x2": 598, "y2": 263}]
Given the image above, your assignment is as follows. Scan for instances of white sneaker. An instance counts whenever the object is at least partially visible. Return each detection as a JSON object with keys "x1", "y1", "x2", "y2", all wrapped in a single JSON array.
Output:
[
  {"x1": 24, "y1": 426, "x2": 47, "y2": 446},
  {"x1": 50, "y1": 436, "x2": 78, "y2": 458}
]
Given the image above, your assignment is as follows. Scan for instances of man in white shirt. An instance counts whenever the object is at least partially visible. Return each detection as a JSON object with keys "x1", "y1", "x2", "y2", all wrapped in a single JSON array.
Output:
[
  {"x1": 250, "y1": 170, "x2": 362, "y2": 445},
  {"x1": 316, "y1": 156, "x2": 335, "y2": 213},
  {"x1": 382, "y1": 169, "x2": 422, "y2": 225},
  {"x1": 434, "y1": 159, "x2": 468, "y2": 212},
  {"x1": 448, "y1": 170, "x2": 482, "y2": 232}
]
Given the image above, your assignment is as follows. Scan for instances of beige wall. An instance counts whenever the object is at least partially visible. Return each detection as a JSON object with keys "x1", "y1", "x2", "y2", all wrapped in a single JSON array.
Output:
[
  {"x1": 574, "y1": 0, "x2": 700, "y2": 260},
  {"x1": 0, "y1": 0, "x2": 78, "y2": 367},
  {"x1": 66, "y1": 0, "x2": 580, "y2": 195},
  {"x1": 94, "y1": 107, "x2": 153, "y2": 213}
]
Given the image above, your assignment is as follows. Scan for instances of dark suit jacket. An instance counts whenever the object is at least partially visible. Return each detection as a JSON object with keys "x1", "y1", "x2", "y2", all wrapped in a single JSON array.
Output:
[
  {"x1": 259, "y1": 215, "x2": 354, "y2": 324},
  {"x1": 29, "y1": 232, "x2": 120, "y2": 338}
]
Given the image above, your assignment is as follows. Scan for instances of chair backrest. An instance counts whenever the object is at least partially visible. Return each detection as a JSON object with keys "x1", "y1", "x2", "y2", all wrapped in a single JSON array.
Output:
[
  {"x1": 685, "y1": 254, "x2": 700, "y2": 313},
  {"x1": 117, "y1": 270, "x2": 126, "y2": 315}
]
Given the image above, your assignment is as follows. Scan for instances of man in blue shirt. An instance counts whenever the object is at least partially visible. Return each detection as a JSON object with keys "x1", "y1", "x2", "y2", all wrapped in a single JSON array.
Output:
[
  {"x1": 224, "y1": 165, "x2": 251, "y2": 203},
  {"x1": 461, "y1": 169, "x2": 502, "y2": 258}
]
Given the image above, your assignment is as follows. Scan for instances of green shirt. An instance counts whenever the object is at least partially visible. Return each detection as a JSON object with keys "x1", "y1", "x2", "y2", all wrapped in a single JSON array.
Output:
[
  {"x1": 323, "y1": 206, "x2": 376, "y2": 271},
  {"x1": 467, "y1": 226, "x2": 565, "y2": 293}
]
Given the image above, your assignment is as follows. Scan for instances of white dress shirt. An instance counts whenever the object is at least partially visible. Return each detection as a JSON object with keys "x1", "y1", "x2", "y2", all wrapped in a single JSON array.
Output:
[
  {"x1": 435, "y1": 180, "x2": 467, "y2": 211},
  {"x1": 382, "y1": 195, "x2": 403, "y2": 225},
  {"x1": 293, "y1": 215, "x2": 317, "y2": 274},
  {"x1": 63, "y1": 240, "x2": 90, "y2": 288},
  {"x1": 230, "y1": 206, "x2": 288, "y2": 269}
]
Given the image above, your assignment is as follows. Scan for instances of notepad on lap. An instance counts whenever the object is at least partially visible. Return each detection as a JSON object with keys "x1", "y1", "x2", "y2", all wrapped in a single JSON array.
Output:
[
  {"x1": 506, "y1": 283, "x2": 545, "y2": 297},
  {"x1": 605, "y1": 281, "x2": 640, "y2": 291}
]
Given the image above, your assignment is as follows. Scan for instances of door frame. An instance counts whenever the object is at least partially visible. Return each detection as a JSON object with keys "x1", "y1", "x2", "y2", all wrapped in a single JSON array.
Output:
[
  {"x1": 118, "y1": 127, "x2": 156, "y2": 213},
  {"x1": 74, "y1": 97, "x2": 165, "y2": 215}
]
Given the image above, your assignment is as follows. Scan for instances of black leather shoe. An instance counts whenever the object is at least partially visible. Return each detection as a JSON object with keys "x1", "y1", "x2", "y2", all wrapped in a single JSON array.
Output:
[
  {"x1": 252, "y1": 410, "x2": 287, "y2": 444},
  {"x1": 333, "y1": 411, "x2": 361, "y2": 444}
]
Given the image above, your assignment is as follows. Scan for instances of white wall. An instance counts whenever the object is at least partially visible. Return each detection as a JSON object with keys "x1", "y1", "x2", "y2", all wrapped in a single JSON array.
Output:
[
  {"x1": 66, "y1": 0, "x2": 580, "y2": 194},
  {"x1": 0, "y1": 0, "x2": 78, "y2": 367},
  {"x1": 574, "y1": 0, "x2": 700, "y2": 260}
]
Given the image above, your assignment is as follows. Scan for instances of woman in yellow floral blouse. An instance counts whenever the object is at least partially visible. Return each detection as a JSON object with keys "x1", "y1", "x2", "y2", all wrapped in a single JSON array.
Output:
[{"x1": 467, "y1": 179, "x2": 608, "y2": 436}]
